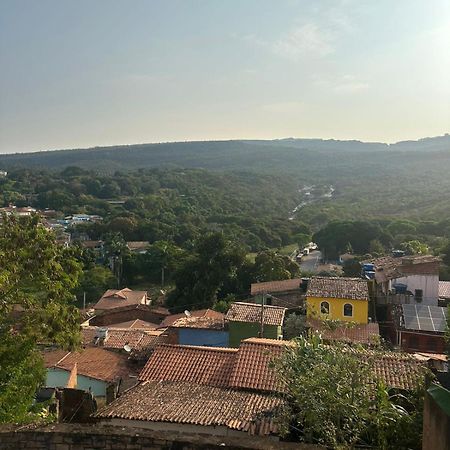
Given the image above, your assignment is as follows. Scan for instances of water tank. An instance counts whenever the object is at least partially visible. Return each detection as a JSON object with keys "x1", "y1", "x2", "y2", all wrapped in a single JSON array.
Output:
[
  {"x1": 393, "y1": 283, "x2": 407, "y2": 294},
  {"x1": 363, "y1": 263, "x2": 375, "y2": 272}
]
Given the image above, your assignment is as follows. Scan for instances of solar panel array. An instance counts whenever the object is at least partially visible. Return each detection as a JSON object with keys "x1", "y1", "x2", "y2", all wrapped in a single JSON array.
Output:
[{"x1": 402, "y1": 304, "x2": 447, "y2": 333}]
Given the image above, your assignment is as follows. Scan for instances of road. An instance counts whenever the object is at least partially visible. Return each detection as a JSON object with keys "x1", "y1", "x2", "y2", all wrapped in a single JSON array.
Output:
[{"x1": 299, "y1": 250, "x2": 322, "y2": 273}]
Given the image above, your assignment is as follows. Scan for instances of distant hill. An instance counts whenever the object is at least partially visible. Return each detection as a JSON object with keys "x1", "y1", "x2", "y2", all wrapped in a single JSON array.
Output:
[{"x1": 0, "y1": 134, "x2": 448, "y2": 173}]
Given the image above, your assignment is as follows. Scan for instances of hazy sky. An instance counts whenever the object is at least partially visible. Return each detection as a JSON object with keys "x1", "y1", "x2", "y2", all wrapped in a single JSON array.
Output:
[{"x1": 1, "y1": 0, "x2": 449, "y2": 153}]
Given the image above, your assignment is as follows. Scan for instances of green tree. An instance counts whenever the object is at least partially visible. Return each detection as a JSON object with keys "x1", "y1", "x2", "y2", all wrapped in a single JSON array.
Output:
[
  {"x1": 275, "y1": 334, "x2": 426, "y2": 449},
  {"x1": 75, "y1": 265, "x2": 115, "y2": 306},
  {"x1": 167, "y1": 233, "x2": 245, "y2": 312},
  {"x1": 253, "y1": 250, "x2": 299, "y2": 282},
  {"x1": 400, "y1": 240, "x2": 428, "y2": 255},
  {"x1": 442, "y1": 241, "x2": 450, "y2": 266},
  {"x1": 0, "y1": 215, "x2": 82, "y2": 423}
]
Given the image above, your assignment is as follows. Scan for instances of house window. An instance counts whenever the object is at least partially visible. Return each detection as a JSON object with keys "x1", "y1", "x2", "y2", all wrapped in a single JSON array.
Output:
[
  {"x1": 343, "y1": 303, "x2": 353, "y2": 317},
  {"x1": 320, "y1": 301, "x2": 330, "y2": 314},
  {"x1": 415, "y1": 289, "x2": 423, "y2": 303}
]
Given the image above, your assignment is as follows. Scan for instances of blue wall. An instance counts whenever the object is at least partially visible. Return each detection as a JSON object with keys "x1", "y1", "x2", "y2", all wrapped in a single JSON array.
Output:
[
  {"x1": 46, "y1": 368, "x2": 108, "y2": 397},
  {"x1": 178, "y1": 328, "x2": 229, "y2": 347}
]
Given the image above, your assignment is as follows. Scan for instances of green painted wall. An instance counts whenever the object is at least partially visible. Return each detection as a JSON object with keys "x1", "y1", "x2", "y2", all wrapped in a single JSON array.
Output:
[{"x1": 228, "y1": 321, "x2": 281, "y2": 347}]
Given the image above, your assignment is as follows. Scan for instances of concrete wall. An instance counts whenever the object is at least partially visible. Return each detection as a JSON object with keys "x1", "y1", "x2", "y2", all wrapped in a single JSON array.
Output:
[
  {"x1": 306, "y1": 297, "x2": 368, "y2": 324},
  {"x1": 178, "y1": 328, "x2": 229, "y2": 347},
  {"x1": 228, "y1": 322, "x2": 280, "y2": 347},
  {"x1": 46, "y1": 368, "x2": 107, "y2": 398},
  {"x1": 389, "y1": 275, "x2": 439, "y2": 305},
  {"x1": 422, "y1": 387, "x2": 450, "y2": 450},
  {"x1": 0, "y1": 424, "x2": 321, "y2": 450}
]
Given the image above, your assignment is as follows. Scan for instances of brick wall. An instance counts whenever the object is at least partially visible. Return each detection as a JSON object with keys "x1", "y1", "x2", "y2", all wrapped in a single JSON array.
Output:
[{"x1": 0, "y1": 424, "x2": 320, "y2": 450}]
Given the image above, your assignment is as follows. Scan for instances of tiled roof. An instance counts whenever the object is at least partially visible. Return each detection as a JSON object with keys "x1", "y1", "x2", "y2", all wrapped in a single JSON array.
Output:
[
  {"x1": 126, "y1": 241, "x2": 150, "y2": 251},
  {"x1": 81, "y1": 327, "x2": 168, "y2": 356},
  {"x1": 108, "y1": 319, "x2": 159, "y2": 329},
  {"x1": 95, "y1": 380, "x2": 284, "y2": 436},
  {"x1": 369, "y1": 352, "x2": 427, "y2": 390},
  {"x1": 308, "y1": 319, "x2": 380, "y2": 345},
  {"x1": 44, "y1": 347, "x2": 133, "y2": 382},
  {"x1": 368, "y1": 255, "x2": 441, "y2": 283},
  {"x1": 251, "y1": 278, "x2": 302, "y2": 296},
  {"x1": 159, "y1": 309, "x2": 223, "y2": 328},
  {"x1": 139, "y1": 344, "x2": 238, "y2": 387},
  {"x1": 93, "y1": 288, "x2": 147, "y2": 311},
  {"x1": 229, "y1": 338, "x2": 290, "y2": 393},
  {"x1": 170, "y1": 315, "x2": 225, "y2": 330},
  {"x1": 439, "y1": 281, "x2": 450, "y2": 299},
  {"x1": 225, "y1": 302, "x2": 286, "y2": 326},
  {"x1": 306, "y1": 276, "x2": 369, "y2": 300},
  {"x1": 42, "y1": 349, "x2": 69, "y2": 367},
  {"x1": 137, "y1": 338, "x2": 426, "y2": 395}
]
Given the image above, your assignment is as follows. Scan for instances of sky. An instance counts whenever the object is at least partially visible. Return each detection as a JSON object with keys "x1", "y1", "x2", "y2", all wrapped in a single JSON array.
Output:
[{"x1": 0, "y1": 0, "x2": 449, "y2": 153}]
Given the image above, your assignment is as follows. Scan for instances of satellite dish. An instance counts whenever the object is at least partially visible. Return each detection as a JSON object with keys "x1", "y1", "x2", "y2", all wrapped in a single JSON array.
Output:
[
  {"x1": 160, "y1": 289, "x2": 166, "y2": 295},
  {"x1": 184, "y1": 310, "x2": 191, "y2": 317},
  {"x1": 123, "y1": 344, "x2": 132, "y2": 353}
]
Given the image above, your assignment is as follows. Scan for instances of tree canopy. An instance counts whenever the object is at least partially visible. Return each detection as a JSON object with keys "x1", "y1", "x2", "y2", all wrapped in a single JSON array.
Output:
[{"x1": 0, "y1": 215, "x2": 82, "y2": 423}]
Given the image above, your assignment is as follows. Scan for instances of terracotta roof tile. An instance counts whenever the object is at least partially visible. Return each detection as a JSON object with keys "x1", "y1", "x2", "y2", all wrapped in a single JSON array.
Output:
[
  {"x1": 251, "y1": 278, "x2": 302, "y2": 296},
  {"x1": 42, "y1": 349, "x2": 69, "y2": 367},
  {"x1": 308, "y1": 319, "x2": 380, "y2": 345},
  {"x1": 81, "y1": 327, "x2": 168, "y2": 358},
  {"x1": 159, "y1": 309, "x2": 223, "y2": 328},
  {"x1": 307, "y1": 276, "x2": 369, "y2": 300},
  {"x1": 139, "y1": 344, "x2": 238, "y2": 387},
  {"x1": 170, "y1": 315, "x2": 225, "y2": 330},
  {"x1": 439, "y1": 281, "x2": 450, "y2": 299},
  {"x1": 44, "y1": 347, "x2": 133, "y2": 382},
  {"x1": 369, "y1": 352, "x2": 427, "y2": 390},
  {"x1": 225, "y1": 302, "x2": 286, "y2": 326},
  {"x1": 93, "y1": 288, "x2": 148, "y2": 311},
  {"x1": 126, "y1": 241, "x2": 150, "y2": 251},
  {"x1": 108, "y1": 319, "x2": 159, "y2": 329},
  {"x1": 95, "y1": 380, "x2": 284, "y2": 436},
  {"x1": 229, "y1": 338, "x2": 290, "y2": 393}
]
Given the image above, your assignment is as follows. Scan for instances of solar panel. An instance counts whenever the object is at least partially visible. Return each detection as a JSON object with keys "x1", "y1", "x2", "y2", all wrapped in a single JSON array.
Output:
[{"x1": 401, "y1": 304, "x2": 448, "y2": 332}]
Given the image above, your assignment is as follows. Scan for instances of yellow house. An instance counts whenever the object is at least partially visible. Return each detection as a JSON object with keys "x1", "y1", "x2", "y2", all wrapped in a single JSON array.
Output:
[{"x1": 306, "y1": 276, "x2": 369, "y2": 324}]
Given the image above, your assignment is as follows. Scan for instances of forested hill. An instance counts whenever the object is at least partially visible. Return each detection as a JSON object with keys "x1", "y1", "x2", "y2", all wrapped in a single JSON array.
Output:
[{"x1": 0, "y1": 134, "x2": 448, "y2": 173}]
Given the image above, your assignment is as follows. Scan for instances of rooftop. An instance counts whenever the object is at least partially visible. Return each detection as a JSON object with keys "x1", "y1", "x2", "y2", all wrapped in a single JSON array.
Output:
[
  {"x1": 171, "y1": 315, "x2": 225, "y2": 330},
  {"x1": 250, "y1": 278, "x2": 302, "y2": 296},
  {"x1": 95, "y1": 380, "x2": 283, "y2": 436},
  {"x1": 225, "y1": 302, "x2": 286, "y2": 326},
  {"x1": 229, "y1": 338, "x2": 290, "y2": 393},
  {"x1": 368, "y1": 255, "x2": 441, "y2": 283},
  {"x1": 133, "y1": 337, "x2": 427, "y2": 399},
  {"x1": 159, "y1": 309, "x2": 223, "y2": 328},
  {"x1": 306, "y1": 276, "x2": 369, "y2": 300},
  {"x1": 93, "y1": 288, "x2": 148, "y2": 311},
  {"x1": 81, "y1": 327, "x2": 168, "y2": 358},
  {"x1": 126, "y1": 241, "x2": 150, "y2": 251},
  {"x1": 439, "y1": 281, "x2": 450, "y2": 299},
  {"x1": 43, "y1": 347, "x2": 133, "y2": 382},
  {"x1": 139, "y1": 344, "x2": 238, "y2": 388},
  {"x1": 307, "y1": 319, "x2": 380, "y2": 346},
  {"x1": 109, "y1": 319, "x2": 159, "y2": 329}
]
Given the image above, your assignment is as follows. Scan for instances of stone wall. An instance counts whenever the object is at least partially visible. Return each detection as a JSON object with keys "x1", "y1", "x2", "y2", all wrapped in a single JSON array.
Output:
[{"x1": 0, "y1": 424, "x2": 320, "y2": 450}]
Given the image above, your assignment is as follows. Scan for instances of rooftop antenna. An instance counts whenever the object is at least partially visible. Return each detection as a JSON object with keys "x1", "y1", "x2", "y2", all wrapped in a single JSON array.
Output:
[{"x1": 184, "y1": 310, "x2": 191, "y2": 317}]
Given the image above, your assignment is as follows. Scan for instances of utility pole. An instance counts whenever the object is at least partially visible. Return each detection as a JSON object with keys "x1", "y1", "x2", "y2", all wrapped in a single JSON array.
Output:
[
  {"x1": 83, "y1": 291, "x2": 86, "y2": 310},
  {"x1": 260, "y1": 292, "x2": 266, "y2": 338}
]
